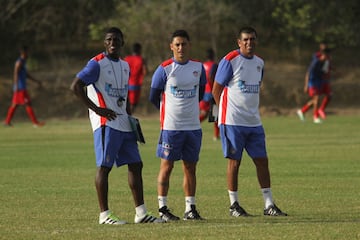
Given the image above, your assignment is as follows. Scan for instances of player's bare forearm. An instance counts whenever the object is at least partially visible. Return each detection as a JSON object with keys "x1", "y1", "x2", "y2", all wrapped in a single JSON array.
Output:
[
  {"x1": 70, "y1": 78, "x2": 95, "y2": 110},
  {"x1": 212, "y1": 81, "x2": 223, "y2": 106},
  {"x1": 70, "y1": 78, "x2": 117, "y2": 120}
]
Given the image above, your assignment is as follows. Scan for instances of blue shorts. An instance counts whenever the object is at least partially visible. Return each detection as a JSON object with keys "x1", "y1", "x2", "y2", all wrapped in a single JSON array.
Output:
[
  {"x1": 156, "y1": 130, "x2": 202, "y2": 162},
  {"x1": 93, "y1": 126, "x2": 141, "y2": 167},
  {"x1": 219, "y1": 125, "x2": 267, "y2": 160}
]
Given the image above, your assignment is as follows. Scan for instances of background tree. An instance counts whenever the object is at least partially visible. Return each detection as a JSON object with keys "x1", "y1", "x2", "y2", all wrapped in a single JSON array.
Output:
[
  {"x1": 0, "y1": 0, "x2": 359, "y2": 118},
  {"x1": 271, "y1": 0, "x2": 360, "y2": 62},
  {"x1": 1, "y1": 0, "x2": 360, "y2": 68}
]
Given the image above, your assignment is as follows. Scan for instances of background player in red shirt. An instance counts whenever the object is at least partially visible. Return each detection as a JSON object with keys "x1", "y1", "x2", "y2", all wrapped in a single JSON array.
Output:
[
  {"x1": 199, "y1": 48, "x2": 219, "y2": 140},
  {"x1": 124, "y1": 43, "x2": 147, "y2": 114}
]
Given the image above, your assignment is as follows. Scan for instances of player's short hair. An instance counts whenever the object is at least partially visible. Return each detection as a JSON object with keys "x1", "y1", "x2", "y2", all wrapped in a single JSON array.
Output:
[
  {"x1": 238, "y1": 26, "x2": 257, "y2": 39},
  {"x1": 105, "y1": 27, "x2": 124, "y2": 46},
  {"x1": 133, "y1": 42, "x2": 142, "y2": 54},
  {"x1": 171, "y1": 30, "x2": 190, "y2": 42},
  {"x1": 206, "y1": 48, "x2": 215, "y2": 60},
  {"x1": 20, "y1": 45, "x2": 29, "y2": 53},
  {"x1": 106, "y1": 27, "x2": 123, "y2": 36}
]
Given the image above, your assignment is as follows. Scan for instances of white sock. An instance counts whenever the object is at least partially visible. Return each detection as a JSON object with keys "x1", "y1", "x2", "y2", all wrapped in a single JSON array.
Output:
[
  {"x1": 261, "y1": 188, "x2": 274, "y2": 208},
  {"x1": 185, "y1": 196, "x2": 195, "y2": 212},
  {"x1": 135, "y1": 204, "x2": 147, "y2": 217},
  {"x1": 158, "y1": 196, "x2": 167, "y2": 209},
  {"x1": 228, "y1": 190, "x2": 239, "y2": 205}
]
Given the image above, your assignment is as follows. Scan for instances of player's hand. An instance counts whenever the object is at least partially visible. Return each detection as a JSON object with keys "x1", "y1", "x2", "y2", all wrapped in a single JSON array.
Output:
[{"x1": 96, "y1": 107, "x2": 117, "y2": 121}]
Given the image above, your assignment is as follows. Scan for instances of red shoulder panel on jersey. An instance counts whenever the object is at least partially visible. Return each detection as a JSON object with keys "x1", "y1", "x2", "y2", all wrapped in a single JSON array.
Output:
[
  {"x1": 93, "y1": 53, "x2": 106, "y2": 62},
  {"x1": 225, "y1": 50, "x2": 240, "y2": 61},
  {"x1": 161, "y1": 58, "x2": 174, "y2": 67}
]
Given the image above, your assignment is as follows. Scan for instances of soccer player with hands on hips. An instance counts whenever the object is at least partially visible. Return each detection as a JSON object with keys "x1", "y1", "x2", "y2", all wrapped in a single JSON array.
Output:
[
  {"x1": 71, "y1": 27, "x2": 164, "y2": 225},
  {"x1": 149, "y1": 29, "x2": 206, "y2": 221},
  {"x1": 212, "y1": 26, "x2": 287, "y2": 217}
]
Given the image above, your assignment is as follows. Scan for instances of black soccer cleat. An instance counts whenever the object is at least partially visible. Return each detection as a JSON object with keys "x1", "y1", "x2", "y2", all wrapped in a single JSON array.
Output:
[
  {"x1": 264, "y1": 204, "x2": 288, "y2": 216},
  {"x1": 159, "y1": 206, "x2": 180, "y2": 222},
  {"x1": 229, "y1": 201, "x2": 250, "y2": 217},
  {"x1": 183, "y1": 205, "x2": 204, "y2": 220}
]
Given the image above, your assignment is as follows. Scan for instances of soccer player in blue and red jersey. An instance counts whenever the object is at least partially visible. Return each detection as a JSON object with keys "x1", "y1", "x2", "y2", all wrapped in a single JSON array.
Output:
[
  {"x1": 212, "y1": 26, "x2": 287, "y2": 217},
  {"x1": 4, "y1": 46, "x2": 44, "y2": 127},
  {"x1": 199, "y1": 48, "x2": 219, "y2": 140},
  {"x1": 297, "y1": 47, "x2": 331, "y2": 123},
  {"x1": 150, "y1": 29, "x2": 206, "y2": 221},
  {"x1": 316, "y1": 42, "x2": 333, "y2": 119},
  {"x1": 71, "y1": 27, "x2": 163, "y2": 225},
  {"x1": 124, "y1": 43, "x2": 147, "y2": 114}
]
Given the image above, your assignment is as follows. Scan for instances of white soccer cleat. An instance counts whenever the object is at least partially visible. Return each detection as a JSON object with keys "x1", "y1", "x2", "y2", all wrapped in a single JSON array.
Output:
[
  {"x1": 99, "y1": 212, "x2": 127, "y2": 225},
  {"x1": 313, "y1": 117, "x2": 322, "y2": 124},
  {"x1": 296, "y1": 109, "x2": 305, "y2": 122}
]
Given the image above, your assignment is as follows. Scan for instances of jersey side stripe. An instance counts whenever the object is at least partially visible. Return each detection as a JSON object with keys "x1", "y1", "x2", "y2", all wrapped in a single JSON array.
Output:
[
  {"x1": 160, "y1": 92, "x2": 166, "y2": 129},
  {"x1": 221, "y1": 88, "x2": 228, "y2": 124},
  {"x1": 96, "y1": 91, "x2": 107, "y2": 126}
]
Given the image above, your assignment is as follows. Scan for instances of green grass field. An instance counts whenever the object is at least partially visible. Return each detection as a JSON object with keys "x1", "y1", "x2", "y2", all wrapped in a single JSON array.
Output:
[{"x1": 1, "y1": 114, "x2": 359, "y2": 240}]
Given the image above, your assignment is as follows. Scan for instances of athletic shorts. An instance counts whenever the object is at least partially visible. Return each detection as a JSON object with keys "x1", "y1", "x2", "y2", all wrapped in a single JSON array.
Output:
[
  {"x1": 128, "y1": 89, "x2": 141, "y2": 105},
  {"x1": 308, "y1": 86, "x2": 320, "y2": 97},
  {"x1": 12, "y1": 90, "x2": 30, "y2": 105},
  {"x1": 219, "y1": 125, "x2": 267, "y2": 160},
  {"x1": 156, "y1": 129, "x2": 202, "y2": 162},
  {"x1": 93, "y1": 126, "x2": 141, "y2": 167}
]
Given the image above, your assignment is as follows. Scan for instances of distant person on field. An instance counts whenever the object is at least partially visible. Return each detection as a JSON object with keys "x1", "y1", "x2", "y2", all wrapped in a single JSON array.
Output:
[
  {"x1": 212, "y1": 26, "x2": 287, "y2": 217},
  {"x1": 317, "y1": 42, "x2": 334, "y2": 119},
  {"x1": 70, "y1": 27, "x2": 163, "y2": 225},
  {"x1": 199, "y1": 48, "x2": 219, "y2": 140},
  {"x1": 4, "y1": 46, "x2": 44, "y2": 127},
  {"x1": 297, "y1": 47, "x2": 332, "y2": 123},
  {"x1": 149, "y1": 29, "x2": 206, "y2": 221},
  {"x1": 124, "y1": 43, "x2": 147, "y2": 114}
]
